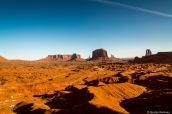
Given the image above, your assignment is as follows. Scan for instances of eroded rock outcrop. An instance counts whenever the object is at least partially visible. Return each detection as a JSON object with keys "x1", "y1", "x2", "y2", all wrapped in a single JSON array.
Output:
[
  {"x1": 47, "y1": 54, "x2": 73, "y2": 59},
  {"x1": 110, "y1": 54, "x2": 116, "y2": 60},
  {"x1": 87, "y1": 55, "x2": 91, "y2": 60},
  {"x1": 132, "y1": 50, "x2": 172, "y2": 63},
  {"x1": 70, "y1": 53, "x2": 83, "y2": 61},
  {"x1": 92, "y1": 48, "x2": 108, "y2": 59},
  {"x1": 145, "y1": 49, "x2": 152, "y2": 56},
  {"x1": 89, "y1": 48, "x2": 112, "y2": 61},
  {"x1": 40, "y1": 53, "x2": 83, "y2": 61},
  {"x1": 111, "y1": 54, "x2": 115, "y2": 58}
]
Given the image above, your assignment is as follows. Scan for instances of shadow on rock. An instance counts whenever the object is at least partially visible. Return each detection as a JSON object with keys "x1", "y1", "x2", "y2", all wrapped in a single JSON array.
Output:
[
  {"x1": 84, "y1": 80, "x2": 99, "y2": 86},
  {"x1": 43, "y1": 103, "x2": 121, "y2": 114},
  {"x1": 45, "y1": 86, "x2": 94, "y2": 109},
  {"x1": 44, "y1": 86, "x2": 121, "y2": 114},
  {"x1": 121, "y1": 75, "x2": 172, "y2": 114},
  {"x1": 13, "y1": 86, "x2": 121, "y2": 114},
  {"x1": 13, "y1": 102, "x2": 33, "y2": 114},
  {"x1": 33, "y1": 91, "x2": 59, "y2": 99}
]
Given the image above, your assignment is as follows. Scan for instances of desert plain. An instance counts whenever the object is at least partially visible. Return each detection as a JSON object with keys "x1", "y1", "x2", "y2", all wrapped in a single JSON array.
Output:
[{"x1": 0, "y1": 59, "x2": 172, "y2": 114}]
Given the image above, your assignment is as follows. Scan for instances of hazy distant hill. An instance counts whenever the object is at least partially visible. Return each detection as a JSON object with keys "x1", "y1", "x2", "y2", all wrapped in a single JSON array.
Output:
[{"x1": 0, "y1": 56, "x2": 8, "y2": 61}]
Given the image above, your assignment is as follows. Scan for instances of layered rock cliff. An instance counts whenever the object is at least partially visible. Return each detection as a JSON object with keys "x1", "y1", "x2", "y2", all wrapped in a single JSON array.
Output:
[
  {"x1": 89, "y1": 48, "x2": 112, "y2": 61},
  {"x1": 39, "y1": 53, "x2": 83, "y2": 61}
]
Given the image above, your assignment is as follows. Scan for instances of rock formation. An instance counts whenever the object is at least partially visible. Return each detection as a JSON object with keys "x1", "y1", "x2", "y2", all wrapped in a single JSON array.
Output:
[
  {"x1": 62, "y1": 55, "x2": 72, "y2": 59},
  {"x1": 70, "y1": 53, "x2": 82, "y2": 61},
  {"x1": 110, "y1": 54, "x2": 116, "y2": 60},
  {"x1": 40, "y1": 53, "x2": 83, "y2": 61},
  {"x1": 145, "y1": 49, "x2": 152, "y2": 56},
  {"x1": 111, "y1": 54, "x2": 115, "y2": 58},
  {"x1": 47, "y1": 54, "x2": 73, "y2": 60},
  {"x1": 89, "y1": 48, "x2": 112, "y2": 61},
  {"x1": 92, "y1": 48, "x2": 108, "y2": 60},
  {"x1": 132, "y1": 50, "x2": 172, "y2": 63},
  {"x1": 87, "y1": 55, "x2": 91, "y2": 60}
]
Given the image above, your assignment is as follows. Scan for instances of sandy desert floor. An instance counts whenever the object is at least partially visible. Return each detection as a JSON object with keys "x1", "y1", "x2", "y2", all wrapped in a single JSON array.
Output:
[{"x1": 0, "y1": 61, "x2": 172, "y2": 114}]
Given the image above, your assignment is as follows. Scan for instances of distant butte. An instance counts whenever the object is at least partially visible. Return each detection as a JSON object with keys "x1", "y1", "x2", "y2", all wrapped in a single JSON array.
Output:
[{"x1": 88, "y1": 48, "x2": 112, "y2": 61}]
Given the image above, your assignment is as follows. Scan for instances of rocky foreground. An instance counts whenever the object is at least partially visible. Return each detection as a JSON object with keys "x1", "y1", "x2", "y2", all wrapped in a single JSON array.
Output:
[{"x1": 0, "y1": 61, "x2": 172, "y2": 114}]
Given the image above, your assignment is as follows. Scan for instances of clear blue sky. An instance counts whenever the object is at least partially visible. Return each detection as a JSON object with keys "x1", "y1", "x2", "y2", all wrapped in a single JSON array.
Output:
[{"x1": 0, "y1": 0, "x2": 172, "y2": 60}]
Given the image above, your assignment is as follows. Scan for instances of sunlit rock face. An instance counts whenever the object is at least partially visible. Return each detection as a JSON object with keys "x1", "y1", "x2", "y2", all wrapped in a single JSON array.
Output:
[
  {"x1": 90, "y1": 48, "x2": 111, "y2": 61},
  {"x1": 43, "y1": 53, "x2": 82, "y2": 61},
  {"x1": 47, "y1": 54, "x2": 81, "y2": 60}
]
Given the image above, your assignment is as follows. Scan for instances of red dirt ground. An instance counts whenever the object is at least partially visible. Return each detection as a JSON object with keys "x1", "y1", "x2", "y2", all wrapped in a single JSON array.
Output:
[{"x1": 0, "y1": 61, "x2": 172, "y2": 114}]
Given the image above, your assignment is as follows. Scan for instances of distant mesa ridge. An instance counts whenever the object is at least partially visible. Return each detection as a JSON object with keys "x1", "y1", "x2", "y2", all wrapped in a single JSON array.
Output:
[
  {"x1": 132, "y1": 49, "x2": 172, "y2": 63},
  {"x1": 47, "y1": 54, "x2": 81, "y2": 60},
  {"x1": 3, "y1": 48, "x2": 172, "y2": 63},
  {"x1": 157, "y1": 52, "x2": 172, "y2": 54},
  {"x1": 39, "y1": 53, "x2": 83, "y2": 61}
]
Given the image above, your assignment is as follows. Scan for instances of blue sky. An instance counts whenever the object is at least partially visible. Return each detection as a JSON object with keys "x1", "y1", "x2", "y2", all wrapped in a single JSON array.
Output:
[{"x1": 0, "y1": 0, "x2": 172, "y2": 60}]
